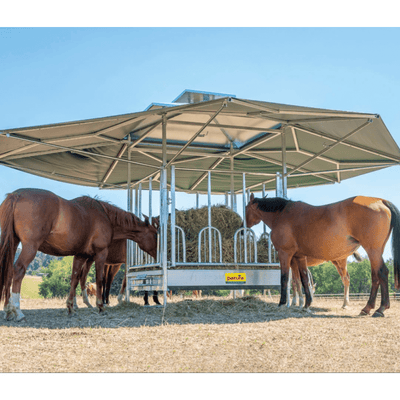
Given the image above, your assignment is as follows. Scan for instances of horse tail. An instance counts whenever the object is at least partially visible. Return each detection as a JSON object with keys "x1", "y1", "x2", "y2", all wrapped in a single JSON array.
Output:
[
  {"x1": 0, "y1": 193, "x2": 18, "y2": 302},
  {"x1": 383, "y1": 200, "x2": 400, "y2": 289}
]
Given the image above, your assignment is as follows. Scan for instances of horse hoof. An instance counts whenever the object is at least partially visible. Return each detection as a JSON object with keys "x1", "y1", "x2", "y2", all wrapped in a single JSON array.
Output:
[
  {"x1": 372, "y1": 311, "x2": 385, "y2": 318},
  {"x1": 359, "y1": 310, "x2": 369, "y2": 316}
]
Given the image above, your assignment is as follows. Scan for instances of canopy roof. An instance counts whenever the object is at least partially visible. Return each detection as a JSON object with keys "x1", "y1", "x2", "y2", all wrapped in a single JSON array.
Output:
[{"x1": 1, "y1": 90, "x2": 399, "y2": 194}]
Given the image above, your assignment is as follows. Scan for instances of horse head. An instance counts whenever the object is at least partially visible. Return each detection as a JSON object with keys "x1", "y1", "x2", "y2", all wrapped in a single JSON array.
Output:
[{"x1": 245, "y1": 192, "x2": 263, "y2": 228}]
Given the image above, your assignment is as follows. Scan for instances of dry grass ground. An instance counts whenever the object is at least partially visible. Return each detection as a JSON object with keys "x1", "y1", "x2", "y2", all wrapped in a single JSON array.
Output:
[{"x1": 1, "y1": 294, "x2": 400, "y2": 373}]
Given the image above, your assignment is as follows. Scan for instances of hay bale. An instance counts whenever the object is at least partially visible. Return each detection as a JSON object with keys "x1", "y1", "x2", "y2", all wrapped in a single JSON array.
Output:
[{"x1": 166, "y1": 205, "x2": 278, "y2": 264}]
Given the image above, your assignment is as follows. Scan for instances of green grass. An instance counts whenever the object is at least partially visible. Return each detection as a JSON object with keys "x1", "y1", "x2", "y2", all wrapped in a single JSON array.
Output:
[{"x1": 21, "y1": 276, "x2": 43, "y2": 299}]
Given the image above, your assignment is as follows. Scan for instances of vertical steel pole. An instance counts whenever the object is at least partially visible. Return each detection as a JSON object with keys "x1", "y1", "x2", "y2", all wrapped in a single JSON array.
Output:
[
  {"x1": 230, "y1": 143, "x2": 236, "y2": 212},
  {"x1": 242, "y1": 173, "x2": 247, "y2": 264},
  {"x1": 149, "y1": 177, "x2": 153, "y2": 223},
  {"x1": 282, "y1": 129, "x2": 290, "y2": 303},
  {"x1": 207, "y1": 171, "x2": 212, "y2": 263},
  {"x1": 196, "y1": 192, "x2": 199, "y2": 209},
  {"x1": 276, "y1": 172, "x2": 283, "y2": 197},
  {"x1": 161, "y1": 114, "x2": 168, "y2": 307},
  {"x1": 126, "y1": 136, "x2": 132, "y2": 303},
  {"x1": 281, "y1": 129, "x2": 288, "y2": 199},
  {"x1": 171, "y1": 165, "x2": 176, "y2": 267},
  {"x1": 134, "y1": 187, "x2": 139, "y2": 265}
]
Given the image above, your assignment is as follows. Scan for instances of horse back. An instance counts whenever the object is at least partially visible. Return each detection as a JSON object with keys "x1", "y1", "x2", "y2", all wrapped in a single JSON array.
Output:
[
  {"x1": 274, "y1": 196, "x2": 391, "y2": 259},
  {"x1": 11, "y1": 189, "x2": 113, "y2": 257}
]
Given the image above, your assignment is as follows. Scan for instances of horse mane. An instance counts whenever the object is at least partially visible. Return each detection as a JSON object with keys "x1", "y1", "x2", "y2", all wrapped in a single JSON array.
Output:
[
  {"x1": 79, "y1": 196, "x2": 144, "y2": 230},
  {"x1": 253, "y1": 197, "x2": 291, "y2": 213}
]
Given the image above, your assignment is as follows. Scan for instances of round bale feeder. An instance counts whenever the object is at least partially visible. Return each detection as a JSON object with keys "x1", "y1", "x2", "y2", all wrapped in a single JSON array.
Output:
[{"x1": 1, "y1": 89, "x2": 400, "y2": 309}]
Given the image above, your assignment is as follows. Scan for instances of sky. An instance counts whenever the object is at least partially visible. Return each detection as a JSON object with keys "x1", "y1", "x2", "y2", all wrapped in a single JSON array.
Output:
[{"x1": 2, "y1": 26, "x2": 400, "y2": 259}]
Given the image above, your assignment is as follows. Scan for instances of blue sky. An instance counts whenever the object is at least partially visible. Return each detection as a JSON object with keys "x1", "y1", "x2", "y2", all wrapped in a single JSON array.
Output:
[{"x1": 1, "y1": 27, "x2": 400, "y2": 259}]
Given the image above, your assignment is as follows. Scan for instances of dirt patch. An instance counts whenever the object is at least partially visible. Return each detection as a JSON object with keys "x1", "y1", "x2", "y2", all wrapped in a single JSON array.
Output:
[{"x1": 1, "y1": 295, "x2": 400, "y2": 372}]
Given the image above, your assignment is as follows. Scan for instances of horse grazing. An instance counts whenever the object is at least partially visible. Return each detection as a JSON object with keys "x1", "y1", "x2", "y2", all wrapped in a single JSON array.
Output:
[
  {"x1": 245, "y1": 193, "x2": 400, "y2": 317},
  {"x1": 0, "y1": 188, "x2": 158, "y2": 321},
  {"x1": 73, "y1": 238, "x2": 161, "y2": 308},
  {"x1": 290, "y1": 251, "x2": 361, "y2": 309}
]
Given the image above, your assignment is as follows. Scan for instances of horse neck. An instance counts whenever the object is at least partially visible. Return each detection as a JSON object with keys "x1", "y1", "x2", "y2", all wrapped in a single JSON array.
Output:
[
  {"x1": 259, "y1": 210, "x2": 280, "y2": 230},
  {"x1": 101, "y1": 203, "x2": 144, "y2": 240}
]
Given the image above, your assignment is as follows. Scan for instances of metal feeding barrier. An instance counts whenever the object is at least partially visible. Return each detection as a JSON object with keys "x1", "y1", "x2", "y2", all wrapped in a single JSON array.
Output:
[{"x1": 125, "y1": 165, "x2": 282, "y2": 308}]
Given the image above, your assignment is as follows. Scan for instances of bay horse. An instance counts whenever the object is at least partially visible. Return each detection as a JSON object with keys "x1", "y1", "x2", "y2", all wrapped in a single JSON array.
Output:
[
  {"x1": 245, "y1": 193, "x2": 400, "y2": 317},
  {"x1": 290, "y1": 251, "x2": 361, "y2": 309},
  {"x1": 73, "y1": 238, "x2": 162, "y2": 308},
  {"x1": 0, "y1": 188, "x2": 158, "y2": 321},
  {"x1": 75, "y1": 236, "x2": 200, "y2": 308}
]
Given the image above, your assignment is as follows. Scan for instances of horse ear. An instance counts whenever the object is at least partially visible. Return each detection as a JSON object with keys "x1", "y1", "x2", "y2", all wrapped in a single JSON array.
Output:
[
  {"x1": 152, "y1": 216, "x2": 160, "y2": 230},
  {"x1": 250, "y1": 193, "x2": 255, "y2": 202}
]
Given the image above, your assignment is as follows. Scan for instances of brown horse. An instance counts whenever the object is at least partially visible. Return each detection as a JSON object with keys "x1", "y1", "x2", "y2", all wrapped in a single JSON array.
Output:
[
  {"x1": 73, "y1": 238, "x2": 161, "y2": 308},
  {"x1": 290, "y1": 251, "x2": 361, "y2": 309},
  {"x1": 0, "y1": 188, "x2": 158, "y2": 321},
  {"x1": 245, "y1": 194, "x2": 400, "y2": 317}
]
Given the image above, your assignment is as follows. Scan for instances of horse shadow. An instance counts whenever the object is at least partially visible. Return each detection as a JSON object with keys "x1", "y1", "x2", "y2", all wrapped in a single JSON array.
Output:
[{"x1": 1, "y1": 296, "x2": 363, "y2": 329}]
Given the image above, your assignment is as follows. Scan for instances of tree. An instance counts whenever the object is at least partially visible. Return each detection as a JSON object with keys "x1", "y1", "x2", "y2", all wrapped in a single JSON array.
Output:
[
  {"x1": 309, "y1": 258, "x2": 398, "y2": 295},
  {"x1": 38, "y1": 256, "x2": 95, "y2": 298}
]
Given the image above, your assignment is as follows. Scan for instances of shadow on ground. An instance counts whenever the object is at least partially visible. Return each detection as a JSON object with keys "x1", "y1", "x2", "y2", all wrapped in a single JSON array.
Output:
[{"x1": 1, "y1": 296, "x2": 367, "y2": 330}]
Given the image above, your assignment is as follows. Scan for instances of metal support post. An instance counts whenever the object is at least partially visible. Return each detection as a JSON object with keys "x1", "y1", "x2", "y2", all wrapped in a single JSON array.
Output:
[
  {"x1": 171, "y1": 165, "x2": 176, "y2": 267},
  {"x1": 242, "y1": 173, "x2": 247, "y2": 264},
  {"x1": 230, "y1": 143, "x2": 236, "y2": 212},
  {"x1": 207, "y1": 171, "x2": 212, "y2": 263},
  {"x1": 161, "y1": 114, "x2": 168, "y2": 307},
  {"x1": 281, "y1": 129, "x2": 288, "y2": 199},
  {"x1": 126, "y1": 137, "x2": 132, "y2": 303}
]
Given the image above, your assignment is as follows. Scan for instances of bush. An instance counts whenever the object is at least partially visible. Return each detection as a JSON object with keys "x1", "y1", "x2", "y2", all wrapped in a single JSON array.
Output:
[{"x1": 38, "y1": 256, "x2": 95, "y2": 298}]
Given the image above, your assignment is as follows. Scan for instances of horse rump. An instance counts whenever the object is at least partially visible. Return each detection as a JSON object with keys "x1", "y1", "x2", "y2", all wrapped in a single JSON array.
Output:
[{"x1": 383, "y1": 200, "x2": 400, "y2": 289}]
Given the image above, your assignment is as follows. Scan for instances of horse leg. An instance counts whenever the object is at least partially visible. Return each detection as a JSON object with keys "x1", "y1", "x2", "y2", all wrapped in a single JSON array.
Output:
[
  {"x1": 102, "y1": 265, "x2": 109, "y2": 306},
  {"x1": 144, "y1": 291, "x2": 150, "y2": 306},
  {"x1": 360, "y1": 250, "x2": 389, "y2": 317},
  {"x1": 370, "y1": 252, "x2": 390, "y2": 317},
  {"x1": 333, "y1": 259, "x2": 350, "y2": 309},
  {"x1": 104, "y1": 265, "x2": 118, "y2": 306},
  {"x1": 80, "y1": 259, "x2": 94, "y2": 309},
  {"x1": 290, "y1": 260, "x2": 303, "y2": 307},
  {"x1": 6, "y1": 242, "x2": 38, "y2": 321},
  {"x1": 94, "y1": 250, "x2": 108, "y2": 314},
  {"x1": 3, "y1": 238, "x2": 20, "y2": 320},
  {"x1": 277, "y1": 251, "x2": 294, "y2": 307},
  {"x1": 153, "y1": 290, "x2": 161, "y2": 305},
  {"x1": 66, "y1": 256, "x2": 88, "y2": 315},
  {"x1": 297, "y1": 257, "x2": 313, "y2": 310},
  {"x1": 117, "y1": 274, "x2": 126, "y2": 304}
]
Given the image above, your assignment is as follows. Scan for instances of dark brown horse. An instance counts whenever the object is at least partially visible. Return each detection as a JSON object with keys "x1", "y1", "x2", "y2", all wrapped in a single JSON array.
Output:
[
  {"x1": 0, "y1": 188, "x2": 158, "y2": 321},
  {"x1": 74, "y1": 238, "x2": 161, "y2": 308},
  {"x1": 245, "y1": 194, "x2": 400, "y2": 317}
]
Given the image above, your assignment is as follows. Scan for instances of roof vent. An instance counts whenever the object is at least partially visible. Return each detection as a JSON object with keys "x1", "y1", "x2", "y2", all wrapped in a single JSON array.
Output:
[{"x1": 172, "y1": 89, "x2": 236, "y2": 104}]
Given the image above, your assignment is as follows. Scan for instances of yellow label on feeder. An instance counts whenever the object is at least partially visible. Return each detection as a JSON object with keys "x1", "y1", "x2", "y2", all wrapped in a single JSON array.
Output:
[{"x1": 225, "y1": 273, "x2": 246, "y2": 284}]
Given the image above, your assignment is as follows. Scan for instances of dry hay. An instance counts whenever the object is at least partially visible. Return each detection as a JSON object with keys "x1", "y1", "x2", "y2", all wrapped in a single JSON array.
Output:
[
  {"x1": 168, "y1": 205, "x2": 277, "y2": 264},
  {"x1": 1, "y1": 294, "x2": 400, "y2": 373}
]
